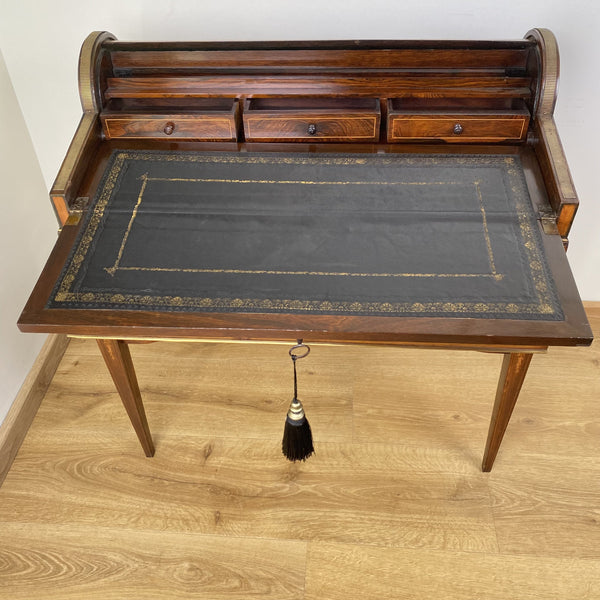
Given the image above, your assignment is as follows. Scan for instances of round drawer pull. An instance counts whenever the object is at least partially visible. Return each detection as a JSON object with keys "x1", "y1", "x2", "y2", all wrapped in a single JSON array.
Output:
[
  {"x1": 453, "y1": 123, "x2": 463, "y2": 135},
  {"x1": 307, "y1": 123, "x2": 317, "y2": 135},
  {"x1": 164, "y1": 122, "x2": 175, "y2": 135}
]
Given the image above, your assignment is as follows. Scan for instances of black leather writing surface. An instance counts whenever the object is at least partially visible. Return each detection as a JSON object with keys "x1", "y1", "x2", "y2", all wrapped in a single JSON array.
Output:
[{"x1": 48, "y1": 151, "x2": 562, "y2": 320}]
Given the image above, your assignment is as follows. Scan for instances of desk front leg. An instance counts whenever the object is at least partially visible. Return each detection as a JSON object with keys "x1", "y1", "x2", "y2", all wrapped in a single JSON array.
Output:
[
  {"x1": 97, "y1": 339, "x2": 155, "y2": 457},
  {"x1": 482, "y1": 352, "x2": 533, "y2": 472}
]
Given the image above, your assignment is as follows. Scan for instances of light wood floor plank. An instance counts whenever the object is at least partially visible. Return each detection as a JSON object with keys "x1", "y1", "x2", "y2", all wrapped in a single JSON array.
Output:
[
  {"x1": 353, "y1": 348, "x2": 502, "y2": 466},
  {"x1": 40, "y1": 342, "x2": 355, "y2": 443},
  {"x1": 0, "y1": 435, "x2": 497, "y2": 552},
  {"x1": 0, "y1": 523, "x2": 306, "y2": 600},
  {"x1": 305, "y1": 541, "x2": 600, "y2": 600},
  {"x1": 490, "y1": 468, "x2": 600, "y2": 559}
]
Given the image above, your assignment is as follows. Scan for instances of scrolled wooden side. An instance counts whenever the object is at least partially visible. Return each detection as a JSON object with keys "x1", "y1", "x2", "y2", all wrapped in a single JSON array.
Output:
[
  {"x1": 525, "y1": 27, "x2": 559, "y2": 118},
  {"x1": 79, "y1": 30, "x2": 116, "y2": 112}
]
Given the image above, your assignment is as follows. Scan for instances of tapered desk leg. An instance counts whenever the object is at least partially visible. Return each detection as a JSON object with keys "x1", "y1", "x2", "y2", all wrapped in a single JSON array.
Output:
[
  {"x1": 482, "y1": 352, "x2": 533, "y2": 472},
  {"x1": 97, "y1": 339, "x2": 155, "y2": 457}
]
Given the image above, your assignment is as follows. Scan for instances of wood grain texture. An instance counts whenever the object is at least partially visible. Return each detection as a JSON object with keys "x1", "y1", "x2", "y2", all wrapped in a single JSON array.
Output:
[
  {"x1": 0, "y1": 334, "x2": 69, "y2": 486},
  {"x1": 388, "y1": 114, "x2": 528, "y2": 142},
  {"x1": 1, "y1": 303, "x2": 598, "y2": 597},
  {"x1": 305, "y1": 541, "x2": 600, "y2": 599},
  {"x1": 103, "y1": 115, "x2": 237, "y2": 140},
  {"x1": 109, "y1": 46, "x2": 532, "y2": 70},
  {"x1": 105, "y1": 75, "x2": 532, "y2": 100},
  {"x1": 243, "y1": 115, "x2": 380, "y2": 142},
  {"x1": 96, "y1": 339, "x2": 155, "y2": 457},
  {"x1": 482, "y1": 352, "x2": 533, "y2": 471},
  {"x1": 0, "y1": 523, "x2": 305, "y2": 600},
  {"x1": 0, "y1": 438, "x2": 497, "y2": 552}
]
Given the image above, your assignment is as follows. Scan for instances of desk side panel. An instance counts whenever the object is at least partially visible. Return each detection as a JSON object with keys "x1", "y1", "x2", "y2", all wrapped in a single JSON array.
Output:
[
  {"x1": 531, "y1": 117, "x2": 579, "y2": 238},
  {"x1": 50, "y1": 113, "x2": 102, "y2": 225}
]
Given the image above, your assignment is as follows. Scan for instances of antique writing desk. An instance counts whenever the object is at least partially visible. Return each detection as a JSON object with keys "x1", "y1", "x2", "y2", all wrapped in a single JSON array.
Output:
[{"x1": 19, "y1": 29, "x2": 593, "y2": 470}]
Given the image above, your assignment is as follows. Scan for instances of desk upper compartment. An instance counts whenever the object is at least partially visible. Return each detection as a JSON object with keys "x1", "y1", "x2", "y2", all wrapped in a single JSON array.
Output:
[{"x1": 51, "y1": 29, "x2": 578, "y2": 244}]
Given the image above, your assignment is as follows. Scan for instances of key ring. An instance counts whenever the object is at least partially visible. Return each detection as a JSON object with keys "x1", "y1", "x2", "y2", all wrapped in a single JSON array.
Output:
[{"x1": 289, "y1": 339, "x2": 310, "y2": 360}]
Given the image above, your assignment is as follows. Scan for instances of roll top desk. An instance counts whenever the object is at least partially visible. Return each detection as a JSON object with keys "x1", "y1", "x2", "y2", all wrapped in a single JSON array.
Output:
[{"x1": 19, "y1": 29, "x2": 592, "y2": 470}]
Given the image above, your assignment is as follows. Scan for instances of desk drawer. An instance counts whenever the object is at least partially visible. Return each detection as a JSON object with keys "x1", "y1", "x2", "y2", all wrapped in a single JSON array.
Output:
[
  {"x1": 101, "y1": 98, "x2": 239, "y2": 141},
  {"x1": 386, "y1": 99, "x2": 529, "y2": 143},
  {"x1": 243, "y1": 98, "x2": 380, "y2": 142},
  {"x1": 388, "y1": 115, "x2": 528, "y2": 142},
  {"x1": 102, "y1": 115, "x2": 237, "y2": 140}
]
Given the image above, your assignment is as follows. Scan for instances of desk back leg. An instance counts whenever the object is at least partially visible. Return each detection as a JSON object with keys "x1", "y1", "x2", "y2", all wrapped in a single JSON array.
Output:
[
  {"x1": 482, "y1": 352, "x2": 533, "y2": 472},
  {"x1": 97, "y1": 339, "x2": 155, "y2": 457}
]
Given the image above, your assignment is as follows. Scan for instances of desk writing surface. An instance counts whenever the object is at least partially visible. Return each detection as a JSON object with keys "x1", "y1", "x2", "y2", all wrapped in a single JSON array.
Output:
[{"x1": 48, "y1": 150, "x2": 562, "y2": 321}]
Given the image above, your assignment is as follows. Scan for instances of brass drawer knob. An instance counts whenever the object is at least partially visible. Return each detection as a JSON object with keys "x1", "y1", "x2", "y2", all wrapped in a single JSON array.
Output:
[
  {"x1": 164, "y1": 122, "x2": 175, "y2": 135},
  {"x1": 307, "y1": 123, "x2": 317, "y2": 135},
  {"x1": 453, "y1": 123, "x2": 463, "y2": 135}
]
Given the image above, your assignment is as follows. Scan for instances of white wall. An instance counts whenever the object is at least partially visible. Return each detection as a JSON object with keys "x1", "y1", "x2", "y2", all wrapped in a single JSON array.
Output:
[
  {"x1": 0, "y1": 1, "x2": 598, "y2": 423},
  {"x1": 0, "y1": 49, "x2": 57, "y2": 423}
]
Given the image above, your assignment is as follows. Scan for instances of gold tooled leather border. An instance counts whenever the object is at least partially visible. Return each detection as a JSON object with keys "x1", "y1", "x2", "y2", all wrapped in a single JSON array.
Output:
[{"x1": 51, "y1": 152, "x2": 560, "y2": 318}]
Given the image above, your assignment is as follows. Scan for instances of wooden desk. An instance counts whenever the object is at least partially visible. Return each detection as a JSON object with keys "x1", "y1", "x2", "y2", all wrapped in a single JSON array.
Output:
[{"x1": 18, "y1": 29, "x2": 593, "y2": 471}]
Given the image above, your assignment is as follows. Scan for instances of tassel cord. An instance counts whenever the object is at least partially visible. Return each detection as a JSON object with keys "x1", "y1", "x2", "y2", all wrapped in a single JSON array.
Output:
[
  {"x1": 292, "y1": 355, "x2": 298, "y2": 400},
  {"x1": 289, "y1": 339, "x2": 309, "y2": 401}
]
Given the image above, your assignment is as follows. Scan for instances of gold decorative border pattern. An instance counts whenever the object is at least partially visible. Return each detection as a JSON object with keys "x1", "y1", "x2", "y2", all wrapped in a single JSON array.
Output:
[
  {"x1": 51, "y1": 151, "x2": 560, "y2": 318},
  {"x1": 53, "y1": 290, "x2": 556, "y2": 316}
]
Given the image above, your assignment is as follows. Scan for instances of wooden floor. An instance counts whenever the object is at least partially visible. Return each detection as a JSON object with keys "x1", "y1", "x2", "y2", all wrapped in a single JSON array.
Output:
[{"x1": 1, "y1": 305, "x2": 599, "y2": 599}]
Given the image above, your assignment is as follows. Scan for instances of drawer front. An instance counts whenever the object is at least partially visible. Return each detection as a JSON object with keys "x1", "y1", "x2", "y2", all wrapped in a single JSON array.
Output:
[
  {"x1": 388, "y1": 115, "x2": 528, "y2": 142},
  {"x1": 102, "y1": 116, "x2": 237, "y2": 140},
  {"x1": 244, "y1": 115, "x2": 380, "y2": 142}
]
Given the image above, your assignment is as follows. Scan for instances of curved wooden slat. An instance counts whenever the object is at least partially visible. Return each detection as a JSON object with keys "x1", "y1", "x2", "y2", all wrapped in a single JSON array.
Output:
[{"x1": 105, "y1": 75, "x2": 532, "y2": 100}]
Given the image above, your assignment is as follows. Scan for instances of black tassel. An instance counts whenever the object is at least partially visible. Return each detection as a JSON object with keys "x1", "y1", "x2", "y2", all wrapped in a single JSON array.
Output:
[
  {"x1": 282, "y1": 342, "x2": 314, "y2": 462},
  {"x1": 282, "y1": 397, "x2": 314, "y2": 461}
]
